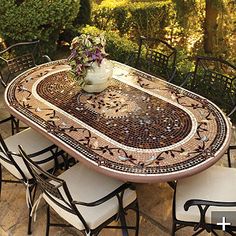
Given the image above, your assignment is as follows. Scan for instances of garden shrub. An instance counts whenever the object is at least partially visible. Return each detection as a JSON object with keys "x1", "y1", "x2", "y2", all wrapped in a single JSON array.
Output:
[
  {"x1": 92, "y1": 1, "x2": 171, "y2": 40},
  {"x1": 111, "y1": 7, "x2": 130, "y2": 35},
  {"x1": 80, "y1": 25, "x2": 138, "y2": 65},
  {"x1": 0, "y1": 0, "x2": 80, "y2": 54},
  {"x1": 128, "y1": 2, "x2": 171, "y2": 39},
  {"x1": 74, "y1": 0, "x2": 92, "y2": 26},
  {"x1": 59, "y1": 0, "x2": 92, "y2": 45},
  {"x1": 105, "y1": 31, "x2": 138, "y2": 64}
]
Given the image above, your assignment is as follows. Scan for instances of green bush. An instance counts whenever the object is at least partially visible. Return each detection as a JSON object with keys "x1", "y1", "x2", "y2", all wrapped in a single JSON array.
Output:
[
  {"x1": 0, "y1": 0, "x2": 80, "y2": 54},
  {"x1": 80, "y1": 25, "x2": 138, "y2": 64},
  {"x1": 74, "y1": 0, "x2": 92, "y2": 26},
  {"x1": 92, "y1": 1, "x2": 171, "y2": 39},
  {"x1": 128, "y1": 2, "x2": 171, "y2": 39},
  {"x1": 59, "y1": 0, "x2": 92, "y2": 45}
]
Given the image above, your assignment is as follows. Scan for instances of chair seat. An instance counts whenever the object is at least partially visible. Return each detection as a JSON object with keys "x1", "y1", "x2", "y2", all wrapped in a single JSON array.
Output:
[
  {"x1": 0, "y1": 128, "x2": 63, "y2": 180},
  {"x1": 175, "y1": 165, "x2": 236, "y2": 224},
  {"x1": 44, "y1": 163, "x2": 137, "y2": 230}
]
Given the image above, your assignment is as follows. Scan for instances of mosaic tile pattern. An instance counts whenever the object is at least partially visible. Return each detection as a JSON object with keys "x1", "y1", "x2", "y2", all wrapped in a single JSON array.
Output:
[
  {"x1": 37, "y1": 71, "x2": 193, "y2": 150},
  {"x1": 5, "y1": 60, "x2": 231, "y2": 182}
]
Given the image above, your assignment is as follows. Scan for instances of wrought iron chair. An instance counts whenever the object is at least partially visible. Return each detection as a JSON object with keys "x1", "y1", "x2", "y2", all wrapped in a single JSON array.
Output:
[
  {"x1": 180, "y1": 56, "x2": 236, "y2": 167},
  {"x1": 19, "y1": 146, "x2": 140, "y2": 236},
  {"x1": 134, "y1": 36, "x2": 177, "y2": 82},
  {"x1": 0, "y1": 128, "x2": 64, "y2": 235},
  {"x1": 172, "y1": 165, "x2": 236, "y2": 235},
  {"x1": 0, "y1": 40, "x2": 51, "y2": 135}
]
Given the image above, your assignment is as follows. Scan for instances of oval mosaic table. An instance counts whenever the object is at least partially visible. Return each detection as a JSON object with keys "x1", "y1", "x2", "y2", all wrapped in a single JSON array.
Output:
[{"x1": 4, "y1": 60, "x2": 232, "y2": 183}]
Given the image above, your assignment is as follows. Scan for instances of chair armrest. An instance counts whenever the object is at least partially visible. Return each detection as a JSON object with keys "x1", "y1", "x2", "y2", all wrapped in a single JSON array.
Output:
[
  {"x1": 227, "y1": 144, "x2": 236, "y2": 168},
  {"x1": 184, "y1": 199, "x2": 236, "y2": 232},
  {"x1": 27, "y1": 144, "x2": 57, "y2": 158},
  {"x1": 168, "y1": 66, "x2": 177, "y2": 83},
  {"x1": 140, "y1": 35, "x2": 147, "y2": 41},
  {"x1": 126, "y1": 51, "x2": 138, "y2": 66},
  {"x1": 227, "y1": 105, "x2": 236, "y2": 118},
  {"x1": 0, "y1": 71, "x2": 7, "y2": 88},
  {"x1": 33, "y1": 149, "x2": 65, "y2": 165},
  {"x1": 42, "y1": 55, "x2": 52, "y2": 63},
  {"x1": 228, "y1": 145, "x2": 236, "y2": 151},
  {"x1": 7, "y1": 144, "x2": 60, "y2": 164},
  {"x1": 72, "y1": 182, "x2": 135, "y2": 207},
  {"x1": 180, "y1": 72, "x2": 194, "y2": 87},
  {"x1": 7, "y1": 150, "x2": 22, "y2": 157},
  {"x1": 184, "y1": 199, "x2": 236, "y2": 211},
  {"x1": 0, "y1": 116, "x2": 13, "y2": 125}
]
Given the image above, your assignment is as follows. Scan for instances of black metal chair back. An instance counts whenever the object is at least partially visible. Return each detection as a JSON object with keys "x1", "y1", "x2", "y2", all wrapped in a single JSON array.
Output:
[
  {"x1": 135, "y1": 36, "x2": 177, "y2": 81},
  {"x1": 190, "y1": 56, "x2": 236, "y2": 117},
  {"x1": 0, "y1": 134, "x2": 28, "y2": 182},
  {"x1": 0, "y1": 40, "x2": 45, "y2": 87},
  {"x1": 18, "y1": 145, "x2": 91, "y2": 233},
  {"x1": 0, "y1": 40, "x2": 51, "y2": 134}
]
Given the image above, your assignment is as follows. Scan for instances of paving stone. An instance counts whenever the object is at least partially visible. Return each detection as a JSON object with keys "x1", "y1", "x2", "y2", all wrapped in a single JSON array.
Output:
[
  {"x1": 136, "y1": 182, "x2": 173, "y2": 230},
  {"x1": 0, "y1": 183, "x2": 28, "y2": 232},
  {"x1": 8, "y1": 205, "x2": 71, "y2": 236},
  {"x1": 139, "y1": 216, "x2": 170, "y2": 236},
  {"x1": 0, "y1": 227, "x2": 8, "y2": 236}
]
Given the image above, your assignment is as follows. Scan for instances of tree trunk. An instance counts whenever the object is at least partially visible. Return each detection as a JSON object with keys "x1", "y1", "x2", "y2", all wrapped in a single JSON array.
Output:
[{"x1": 204, "y1": 0, "x2": 218, "y2": 54}]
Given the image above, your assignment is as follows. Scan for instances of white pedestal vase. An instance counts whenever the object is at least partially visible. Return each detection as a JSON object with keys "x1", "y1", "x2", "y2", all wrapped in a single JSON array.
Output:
[{"x1": 83, "y1": 59, "x2": 113, "y2": 93}]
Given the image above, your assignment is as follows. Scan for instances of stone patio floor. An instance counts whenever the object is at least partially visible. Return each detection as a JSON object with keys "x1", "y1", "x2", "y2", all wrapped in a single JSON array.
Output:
[{"x1": 1, "y1": 84, "x2": 236, "y2": 236}]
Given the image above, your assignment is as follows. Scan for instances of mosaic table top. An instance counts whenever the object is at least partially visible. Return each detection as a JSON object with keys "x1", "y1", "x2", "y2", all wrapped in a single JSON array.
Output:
[{"x1": 5, "y1": 60, "x2": 232, "y2": 182}]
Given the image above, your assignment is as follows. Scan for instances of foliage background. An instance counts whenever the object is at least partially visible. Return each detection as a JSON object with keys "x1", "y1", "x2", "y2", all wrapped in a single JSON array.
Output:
[
  {"x1": 92, "y1": 0, "x2": 235, "y2": 65},
  {"x1": 0, "y1": 0, "x2": 81, "y2": 53},
  {"x1": 0, "y1": 0, "x2": 234, "y2": 64}
]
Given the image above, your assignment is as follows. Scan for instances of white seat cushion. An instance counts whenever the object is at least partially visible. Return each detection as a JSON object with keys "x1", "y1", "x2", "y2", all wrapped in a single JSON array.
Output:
[
  {"x1": 0, "y1": 128, "x2": 63, "y2": 180},
  {"x1": 43, "y1": 163, "x2": 137, "y2": 230},
  {"x1": 175, "y1": 165, "x2": 236, "y2": 224}
]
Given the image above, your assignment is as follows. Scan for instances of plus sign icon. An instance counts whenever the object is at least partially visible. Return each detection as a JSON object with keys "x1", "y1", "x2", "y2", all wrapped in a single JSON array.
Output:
[
  {"x1": 216, "y1": 217, "x2": 231, "y2": 231},
  {"x1": 211, "y1": 211, "x2": 236, "y2": 235}
]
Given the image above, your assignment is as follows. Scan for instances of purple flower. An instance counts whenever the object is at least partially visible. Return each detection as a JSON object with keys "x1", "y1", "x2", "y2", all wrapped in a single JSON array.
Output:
[
  {"x1": 68, "y1": 49, "x2": 77, "y2": 61},
  {"x1": 69, "y1": 34, "x2": 108, "y2": 84},
  {"x1": 85, "y1": 50, "x2": 90, "y2": 56},
  {"x1": 91, "y1": 53, "x2": 97, "y2": 60},
  {"x1": 76, "y1": 64, "x2": 83, "y2": 75}
]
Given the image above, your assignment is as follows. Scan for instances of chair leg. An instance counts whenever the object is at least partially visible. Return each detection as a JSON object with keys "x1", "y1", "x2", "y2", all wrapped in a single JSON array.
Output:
[
  {"x1": 0, "y1": 164, "x2": 2, "y2": 198},
  {"x1": 11, "y1": 116, "x2": 15, "y2": 135},
  {"x1": 61, "y1": 152, "x2": 69, "y2": 170},
  {"x1": 15, "y1": 118, "x2": 20, "y2": 134},
  {"x1": 211, "y1": 229, "x2": 219, "y2": 236},
  {"x1": 28, "y1": 204, "x2": 33, "y2": 235},
  {"x1": 192, "y1": 228, "x2": 205, "y2": 236},
  {"x1": 119, "y1": 210, "x2": 129, "y2": 236},
  {"x1": 46, "y1": 205, "x2": 50, "y2": 236},
  {"x1": 168, "y1": 181, "x2": 176, "y2": 190},
  {"x1": 27, "y1": 184, "x2": 38, "y2": 235},
  {"x1": 171, "y1": 221, "x2": 176, "y2": 236},
  {"x1": 11, "y1": 116, "x2": 20, "y2": 135},
  {"x1": 135, "y1": 201, "x2": 140, "y2": 236},
  {"x1": 27, "y1": 187, "x2": 34, "y2": 235},
  {"x1": 227, "y1": 148, "x2": 232, "y2": 168}
]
